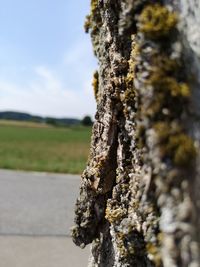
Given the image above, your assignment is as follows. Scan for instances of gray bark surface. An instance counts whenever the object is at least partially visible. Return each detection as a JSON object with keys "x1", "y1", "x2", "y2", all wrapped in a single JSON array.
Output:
[{"x1": 72, "y1": 1, "x2": 200, "y2": 266}]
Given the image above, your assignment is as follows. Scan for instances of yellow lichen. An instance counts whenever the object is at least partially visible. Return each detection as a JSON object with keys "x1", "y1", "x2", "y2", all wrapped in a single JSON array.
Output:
[
  {"x1": 84, "y1": 15, "x2": 91, "y2": 33},
  {"x1": 151, "y1": 55, "x2": 179, "y2": 74},
  {"x1": 138, "y1": 4, "x2": 178, "y2": 38},
  {"x1": 129, "y1": 40, "x2": 139, "y2": 76},
  {"x1": 154, "y1": 121, "x2": 196, "y2": 165},
  {"x1": 153, "y1": 77, "x2": 190, "y2": 98},
  {"x1": 122, "y1": 88, "x2": 135, "y2": 103},
  {"x1": 84, "y1": 0, "x2": 100, "y2": 34},
  {"x1": 130, "y1": 199, "x2": 139, "y2": 209},
  {"x1": 167, "y1": 80, "x2": 190, "y2": 97},
  {"x1": 122, "y1": 36, "x2": 138, "y2": 109},
  {"x1": 146, "y1": 243, "x2": 162, "y2": 267},
  {"x1": 135, "y1": 124, "x2": 146, "y2": 149},
  {"x1": 167, "y1": 133, "x2": 196, "y2": 166},
  {"x1": 145, "y1": 56, "x2": 179, "y2": 84},
  {"x1": 105, "y1": 205, "x2": 126, "y2": 224},
  {"x1": 154, "y1": 123, "x2": 196, "y2": 166},
  {"x1": 92, "y1": 70, "x2": 99, "y2": 102},
  {"x1": 144, "y1": 93, "x2": 165, "y2": 117},
  {"x1": 87, "y1": 0, "x2": 102, "y2": 35},
  {"x1": 91, "y1": 0, "x2": 98, "y2": 15},
  {"x1": 177, "y1": 83, "x2": 191, "y2": 97},
  {"x1": 154, "y1": 122, "x2": 172, "y2": 141},
  {"x1": 116, "y1": 232, "x2": 128, "y2": 257},
  {"x1": 126, "y1": 73, "x2": 134, "y2": 86},
  {"x1": 144, "y1": 70, "x2": 191, "y2": 100}
]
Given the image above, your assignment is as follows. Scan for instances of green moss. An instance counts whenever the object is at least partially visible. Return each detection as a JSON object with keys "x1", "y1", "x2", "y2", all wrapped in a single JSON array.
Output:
[{"x1": 138, "y1": 4, "x2": 178, "y2": 38}]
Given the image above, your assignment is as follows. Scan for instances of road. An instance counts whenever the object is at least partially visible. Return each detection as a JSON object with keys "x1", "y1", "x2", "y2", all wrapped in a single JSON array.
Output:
[{"x1": 0, "y1": 169, "x2": 90, "y2": 267}]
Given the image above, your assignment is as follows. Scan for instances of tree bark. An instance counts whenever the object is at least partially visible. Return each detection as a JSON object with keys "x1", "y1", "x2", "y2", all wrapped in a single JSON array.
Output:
[{"x1": 72, "y1": 1, "x2": 200, "y2": 266}]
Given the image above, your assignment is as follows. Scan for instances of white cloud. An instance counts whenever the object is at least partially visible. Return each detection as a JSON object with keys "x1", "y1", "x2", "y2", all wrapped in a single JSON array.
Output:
[
  {"x1": 0, "y1": 65, "x2": 96, "y2": 118},
  {"x1": 63, "y1": 38, "x2": 97, "y2": 86},
  {"x1": 0, "y1": 37, "x2": 98, "y2": 119},
  {"x1": 64, "y1": 38, "x2": 95, "y2": 67}
]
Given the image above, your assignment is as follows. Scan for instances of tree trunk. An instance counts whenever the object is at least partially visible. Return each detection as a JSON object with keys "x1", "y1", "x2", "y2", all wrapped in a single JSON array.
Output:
[{"x1": 72, "y1": 1, "x2": 200, "y2": 266}]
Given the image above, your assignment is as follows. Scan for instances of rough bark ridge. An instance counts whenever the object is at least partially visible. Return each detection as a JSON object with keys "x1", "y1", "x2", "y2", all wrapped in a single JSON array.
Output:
[{"x1": 72, "y1": 1, "x2": 200, "y2": 266}]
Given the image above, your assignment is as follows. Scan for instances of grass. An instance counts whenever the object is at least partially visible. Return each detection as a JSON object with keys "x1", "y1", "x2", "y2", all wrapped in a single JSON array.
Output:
[{"x1": 0, "y1": 121, "x2": 92, "y2": 174}]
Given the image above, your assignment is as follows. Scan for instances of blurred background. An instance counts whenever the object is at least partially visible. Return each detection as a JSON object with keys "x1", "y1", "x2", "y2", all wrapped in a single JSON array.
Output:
[
  {"x1": 0, "y1": 0, "x2": 97, "y2": 173},
  {"x1": 0, "y1": 0, "x2": 95, "y2": 266}
]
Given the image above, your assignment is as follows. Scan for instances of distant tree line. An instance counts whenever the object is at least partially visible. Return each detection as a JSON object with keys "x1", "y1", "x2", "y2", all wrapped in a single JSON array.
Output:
[{"x1": 0, "y1": 111, "x2": 93, "y2": 127}]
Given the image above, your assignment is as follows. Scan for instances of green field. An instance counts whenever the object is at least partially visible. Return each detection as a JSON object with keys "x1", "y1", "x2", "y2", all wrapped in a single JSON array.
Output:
[{"x1": 0, "y1": 121, "x2": 92, "y2": 174}]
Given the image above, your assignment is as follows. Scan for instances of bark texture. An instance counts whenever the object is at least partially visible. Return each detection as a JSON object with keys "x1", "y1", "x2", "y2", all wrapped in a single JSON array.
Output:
[{"x1": 72, "y1": 1, "x2": 200, "y2": 266}]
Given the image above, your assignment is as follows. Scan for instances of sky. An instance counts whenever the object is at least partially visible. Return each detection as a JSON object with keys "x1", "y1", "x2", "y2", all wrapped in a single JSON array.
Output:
[{"x1": 0, "y1": 0, "x2": 97, "y2": 119}]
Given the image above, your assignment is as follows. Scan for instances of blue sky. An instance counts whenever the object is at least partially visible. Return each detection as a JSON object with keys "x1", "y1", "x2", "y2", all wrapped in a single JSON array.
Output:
[{"x1": 0, "y1": 0, "x2": 97, "y2": 118}]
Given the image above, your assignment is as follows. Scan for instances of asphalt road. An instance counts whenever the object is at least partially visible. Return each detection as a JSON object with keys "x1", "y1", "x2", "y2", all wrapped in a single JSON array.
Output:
[
  {"x1": 0, "y1": 169, "x2": 90, "y2": 267},
  {"x1": 0, "y1": 169, "x2": 81, "y2": 236},
  {"x1": 0, "y1": 236, "x2": 90, "y2": 267}
]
